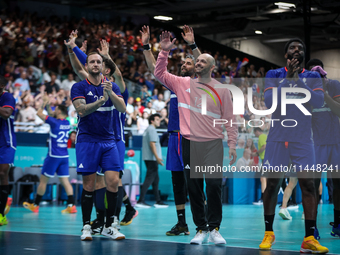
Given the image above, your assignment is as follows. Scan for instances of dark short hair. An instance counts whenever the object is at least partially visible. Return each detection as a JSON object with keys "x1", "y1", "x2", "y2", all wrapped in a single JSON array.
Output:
[
  {"x1": 103, "y1": 58, "x2": 116, "y2": 77},
  {"x1": 86, "y1": 52, "x2": 102, "y2": 64},
  {"x1": 57, "y1": 104, "x2": 68, "y2": 116},
  {"x1": 0, "y1": 75, "x2": 6, "y2": 88},
  {"x1": 306, "y1": 59, "x2": 324, "y2": 70},
  {"x1": 148, "y1": 113, "x2": 161, "y2": 124},
  {"x1": 185, "y1": 54, "x2": 196, "y2": 64},
  {"x1": 284, "y1": 38, "x2": 306, "y2": 54},
  {"x1": 254, "y1": 127, "x2": 262, "y2": 133}
]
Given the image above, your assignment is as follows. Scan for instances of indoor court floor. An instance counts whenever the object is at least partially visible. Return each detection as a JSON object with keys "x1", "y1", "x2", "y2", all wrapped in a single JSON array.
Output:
[{"x1": 1, "y1": 204, "x2": 340, "y2": 255}]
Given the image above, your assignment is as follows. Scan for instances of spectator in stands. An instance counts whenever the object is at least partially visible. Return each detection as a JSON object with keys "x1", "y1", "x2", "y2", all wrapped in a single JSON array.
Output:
[
  {"x1": 134, "y1": 97, "x2": 144, "y2": 116},
  {"x1": 17, "y1": 98, "x2": 36, "y2": 131},
  {"x1": 126, "y1": 96, "x2": 134, "y2": 119},
  {"x1": 137, "y1": 111, "x2": 149, "y2": 135},
  {"x1": 43, "y1": 72, "x2": 60, "y2": 94},
  {"x1": 67, "y1": 131, "x2": 77, "y2": 148},
  {"x1": 60, "y1": 73, "x2": 76, "y2": 93},
  {"x1": 236, "y1": 148, "x2": 252, "y2": 172},
  {"x1": 236, "y1": 138, "x2": 245, "y2": 149},
  {"x1": 13, "y1": 71, "x2": 30, "y2": 92},
  {"x1": 158, "y1": 108, "x2": 168, "y2": 130},
  {"x1": 152, "y1": 93, "x2": 165, "y2": 112},
  {"x1": 143, "y1": 101, "x2": 156, "y2": 115}
]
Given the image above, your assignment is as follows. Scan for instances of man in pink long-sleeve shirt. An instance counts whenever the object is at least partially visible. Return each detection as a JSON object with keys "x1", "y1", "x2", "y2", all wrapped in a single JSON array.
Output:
[{"x1": 154, "y1": 31, "x2": 238, "y2": 245}]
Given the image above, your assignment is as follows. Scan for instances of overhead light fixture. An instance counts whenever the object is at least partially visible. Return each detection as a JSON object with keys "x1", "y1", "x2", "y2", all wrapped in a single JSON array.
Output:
[
  {"x1": 274, "y1": 2, "x2": 296, "y2": 8},
  {"x1": 154, "y1": 16, "x2": 173, "y2": 21},
  {"x1": 255, "y1": 30, "x2": 262, "y2": 34}
]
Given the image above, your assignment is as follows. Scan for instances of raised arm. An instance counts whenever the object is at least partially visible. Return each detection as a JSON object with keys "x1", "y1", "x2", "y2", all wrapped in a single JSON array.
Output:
[
  {"x1": 97, "y1": 40, "x2": 126, "y2": 93},
  {"x1": 141, "y1": 26, "x2": 156, "y2": 74},
  {"x1": 154, "y1": 31, "x2": 187, "y2": 93},
  {"x1": 64, "y1": 32, "x2": 88, "y2": 80},
  {"x1": 181, "y1": 25, "x2": 201, "y2": 59},
  {"x1": 37, "y1": 94, "x2": 49, "y2": 121}
]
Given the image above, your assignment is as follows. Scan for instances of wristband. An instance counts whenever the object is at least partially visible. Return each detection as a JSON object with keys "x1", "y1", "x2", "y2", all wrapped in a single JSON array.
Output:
[
  {"x1": 189, "y1": 43, "x2": 197, "y2": 50},
  {"x1": 143, "y1": 44, "x2": 151, "y2": 50}
]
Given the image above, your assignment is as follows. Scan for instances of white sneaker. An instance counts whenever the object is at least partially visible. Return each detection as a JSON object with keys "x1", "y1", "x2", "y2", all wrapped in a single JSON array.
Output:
[
  {"x1": 190, "y1": 230, "x2": 208, "y2": 245},
  {"x1": 208, "y1": 228, "x2": 226, "y2": 245},
  {"x1": 81, "y1": 224, "x2": 93, "y2": 241},
  {"x1": 154, "y1": 201, "x2": 169, "y2": 208},
  {"x1": 112, "y1": 216, "x2": 121, "y2": 230},
  {"x1": 279, "y1": 208, "x2": 292, "y2": 220},
  {"x1": 102, "y1": 224, "x2": 125, "y2": 240}
]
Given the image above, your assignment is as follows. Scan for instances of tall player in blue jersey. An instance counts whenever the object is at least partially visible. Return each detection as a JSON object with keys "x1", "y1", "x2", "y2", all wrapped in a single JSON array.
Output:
[
  {"x1": 0, "y1": 75, "x2": 16, "y2": 226},
  {"x1": 66, "y1": 34, "x2": 137, "y2": 231},
  {"x1": 259, "y1": 39, "x2": 328, "y2": 253},
  {"x1": 23, "y1": 95, "x2": 76, "y2": 214},
  {"x1": 140, "y1": 25, "x2": 200, "y2": 236},
  {"x1": 71, "y1": 51, "x2": 126, "y2": 241},
  {"x1": 306, "y1": 59, "x2": 340, "y2": 238}
]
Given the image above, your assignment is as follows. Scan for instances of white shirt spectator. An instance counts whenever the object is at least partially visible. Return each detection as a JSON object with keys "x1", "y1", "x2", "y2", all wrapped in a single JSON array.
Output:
[
  {"x1": 60, "y1": 78, "x2": 76, "y2": 91},
  {"x1": 152, "y1": 94, "x2": 166, "y2": 112},
  {"x1": 13, "y1": 77, "x2": 30, "y2": 91}
]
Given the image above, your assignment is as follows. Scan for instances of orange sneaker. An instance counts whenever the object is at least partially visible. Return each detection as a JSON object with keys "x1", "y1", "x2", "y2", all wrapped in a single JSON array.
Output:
[
  {"x1": 23, "y1": 202, "x2": 39, "y2": 213},
  {"x1": 259, "y1": 231, "x2": 275, "y2": 250},
  {"x1": 4, "y1": 197, "x2": 12, "y2": 215},
  {"x1": 300, "y1": 235, "x2": 329, "y2": 254},
  {"x1": 61, "y1": 205, "x2": 77, "y2": 214}
]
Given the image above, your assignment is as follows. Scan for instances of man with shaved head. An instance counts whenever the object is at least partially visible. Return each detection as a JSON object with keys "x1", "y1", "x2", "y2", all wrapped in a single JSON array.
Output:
[{"x1": 154, "y1": 31, "x2": 237, "y2": 245}]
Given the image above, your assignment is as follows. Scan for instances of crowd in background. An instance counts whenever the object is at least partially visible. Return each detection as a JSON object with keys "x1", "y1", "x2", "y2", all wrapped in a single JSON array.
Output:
[{"x1": 0, "y1": 10, "x2": 271, "y2": 147}]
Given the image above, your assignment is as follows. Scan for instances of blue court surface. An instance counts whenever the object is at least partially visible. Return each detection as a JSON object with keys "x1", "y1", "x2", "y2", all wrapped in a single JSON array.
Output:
[{"x1": 1, "y1": 204, "x2": 340, "y2": 255}]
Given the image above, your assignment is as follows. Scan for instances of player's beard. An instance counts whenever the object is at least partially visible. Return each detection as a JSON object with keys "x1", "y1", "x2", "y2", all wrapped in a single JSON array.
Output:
[
  {"x1": 287, "y1": 52, "x2": 304, "y2": 65},
  {"x1": 181, "y1": 69, "x2": 194, "y2": 77},
  {"x1": 88, "y1": 68, "x2": 101, "y2": 77}
]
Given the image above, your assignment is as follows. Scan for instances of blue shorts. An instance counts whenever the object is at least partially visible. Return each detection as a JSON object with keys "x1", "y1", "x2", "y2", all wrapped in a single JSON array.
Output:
[
  {"x1": 166, "y1": 132, "x2": 184, "y2": 171},
  {"x1": 42, "y1": 156, "x2": 69, "y2": 177},
  {"x1": 97, "y1": 140, "x2": 125, "y2": 176},
  {"x1": 0, "y1": 146, "x2": 15, "y2": 165},
  {"x1": 315, "y1": 144, "x2": 340, "y2": 169},
  {"x1": 76, "y1": 142, "x2": 121, "y2": 175},
  {"x1": 263, "y1": 141, "x2": 315, "y2": 172}
]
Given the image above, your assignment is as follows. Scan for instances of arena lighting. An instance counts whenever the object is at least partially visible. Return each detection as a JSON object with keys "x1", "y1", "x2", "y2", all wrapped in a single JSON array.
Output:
[
  {"x1": 255, "y1": 30, "x2": 263, "y2": 34},
  {"x1": 274, "y1": 2, "x2": 296, "y2": 8},
  {"x1": 154, "y1": 16, "x2": 173, "y2": 21}
]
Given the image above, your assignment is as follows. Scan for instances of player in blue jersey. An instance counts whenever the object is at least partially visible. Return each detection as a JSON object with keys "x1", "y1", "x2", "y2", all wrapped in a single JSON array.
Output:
[
  {"x1": 70, "y1": 51, "x2": 126, "y2": 241},
  {"x1": 0, "y1": 75, "x2": 16, "y2": 226},
  {"x1": 259, "y1": 39, "x2": 328, "y2": 253},
  {"x1": 306, "y1": 59, "x2": 340, "y2": 239},
  {"x1": 23, "y1": 95, "x2": 76, "y2": 214},
  {"x1": 66, "y1": 34, "x2": 137, "y2": 232},
  {"x1": 140, "y1": 25, "x2": 201, "y2": 236}
]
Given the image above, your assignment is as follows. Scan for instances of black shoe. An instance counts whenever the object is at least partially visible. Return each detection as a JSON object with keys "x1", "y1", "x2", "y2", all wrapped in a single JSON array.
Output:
[
  {"x1": 90, "y1": 219, "x2": 104, "y2": 235},
  {"x1": 120, "y1": 209, "x2": 138, "y2": 226},
  {"x1": 166, "y1": 222, "x2": 190, "y2": 236}
]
